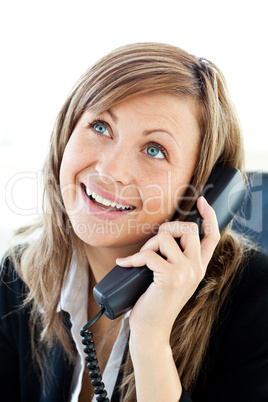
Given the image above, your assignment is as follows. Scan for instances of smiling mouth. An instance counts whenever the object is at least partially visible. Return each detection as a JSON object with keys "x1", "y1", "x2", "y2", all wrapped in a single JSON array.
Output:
[{"x1": 83, "y1": 184, "x2": 136, "y2": 212}]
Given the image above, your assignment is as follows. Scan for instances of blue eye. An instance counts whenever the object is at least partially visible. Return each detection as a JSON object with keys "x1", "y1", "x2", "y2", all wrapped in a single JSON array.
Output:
[
  {"x1": 91, "y1": 121, "x2": 110, "y2": 137},
  {"x1": 145, "y1": 145, "x2": 166, "y2": 159}
]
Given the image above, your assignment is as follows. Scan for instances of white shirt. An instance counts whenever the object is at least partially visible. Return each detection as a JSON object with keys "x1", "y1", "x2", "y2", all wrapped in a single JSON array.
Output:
[{"x1": 57, "y1": 253, "x2": 130, "y2": 401}]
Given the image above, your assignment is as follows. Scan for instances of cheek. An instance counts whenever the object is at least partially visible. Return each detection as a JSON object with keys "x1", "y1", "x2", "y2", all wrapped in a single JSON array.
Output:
[
  {"x1": 60, "y1": 138, "x2": 77, "y2": 182},
  {"x1": 59, "y1": 148, "x2": 78, "y2": 211},
  {"x1": 60, "y1": 132, "x2": 100, "y2": 186},
  {"x1": 142, "y1": 183, "x2": 172, "y2": 217},
  {"x1": 141, "y1": 169, "x2": 197, "y2": 220},
  {"x1": 139, "y1": 172, "x2": 175, "y2": 218},
  {"x1": 59, "y1": 137, "x2": 95, "y2": 211}
]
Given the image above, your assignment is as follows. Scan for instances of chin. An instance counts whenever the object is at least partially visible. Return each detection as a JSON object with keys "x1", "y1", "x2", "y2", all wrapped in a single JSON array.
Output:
[
  {"x1": 73, "y1": 228, "x2": 124, "y2": 248},
  {"x1": 73, "y1": 227, "x2": 149, "y2": 250},
  {"x1": 69, "y1": 215, "x2": 159, "y2": 250}
]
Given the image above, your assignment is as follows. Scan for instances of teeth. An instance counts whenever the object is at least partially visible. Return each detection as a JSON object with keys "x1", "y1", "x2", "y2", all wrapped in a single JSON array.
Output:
[
  {"x1": 85, "y1": 186, "x2": 133, "y2": 211},
  {"x1": 85, "y1": 187, "x2": 92, "y2": 197},
  {"x1": 102, "y1": 198, "x2": 112, "y2": 206},
  {"x1": 95, "y1": 194, "x2": 103, "y2": 204}
]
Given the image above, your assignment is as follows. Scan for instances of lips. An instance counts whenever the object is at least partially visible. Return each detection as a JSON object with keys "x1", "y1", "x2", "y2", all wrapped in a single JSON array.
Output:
[{"x1": 82, "y1": 184, "x2": 136, "y2": 212}]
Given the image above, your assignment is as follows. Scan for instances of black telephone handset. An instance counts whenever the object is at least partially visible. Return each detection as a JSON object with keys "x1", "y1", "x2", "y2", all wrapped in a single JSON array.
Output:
[{"x1": 93, "y1": 165, "x2": 246, "y2": 320}]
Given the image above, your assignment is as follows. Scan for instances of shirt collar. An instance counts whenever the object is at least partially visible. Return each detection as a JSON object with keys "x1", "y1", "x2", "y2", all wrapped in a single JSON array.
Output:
[{"x1": 57, "y1": 251, "x2": 89, "y2": 318}]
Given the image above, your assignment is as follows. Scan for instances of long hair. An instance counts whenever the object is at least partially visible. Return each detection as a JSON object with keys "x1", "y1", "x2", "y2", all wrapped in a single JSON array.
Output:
[{"x1": 10, "y1": 43, "x2": 250, "y2": 398}]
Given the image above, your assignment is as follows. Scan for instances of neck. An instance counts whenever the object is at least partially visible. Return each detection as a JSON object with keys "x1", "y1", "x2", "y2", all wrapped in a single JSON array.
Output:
[{"x1": 84, "y1": 242, "x2": 143, "y2": 284}]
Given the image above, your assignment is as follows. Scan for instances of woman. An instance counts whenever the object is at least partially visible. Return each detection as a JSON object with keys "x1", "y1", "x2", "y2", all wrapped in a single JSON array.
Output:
[{"x1": 1, "y1": 43, "x2": 267, "y2": 402}]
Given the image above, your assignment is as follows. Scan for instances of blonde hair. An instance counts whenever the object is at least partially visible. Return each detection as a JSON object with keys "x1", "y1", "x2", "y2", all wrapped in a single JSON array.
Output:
[{"x1": 10, "y1": 43, "x2": 251, "y2": 399}]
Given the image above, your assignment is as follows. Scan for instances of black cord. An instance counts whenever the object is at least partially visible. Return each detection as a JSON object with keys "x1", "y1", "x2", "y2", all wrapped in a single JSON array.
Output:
[{"x1": 80, "y1": 307, "x2": 109, "y2": 402}]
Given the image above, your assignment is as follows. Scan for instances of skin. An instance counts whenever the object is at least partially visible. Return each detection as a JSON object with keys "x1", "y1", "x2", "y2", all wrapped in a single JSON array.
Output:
[{"x1": 59, "y1": 93, "x2": 220, "y2": 401}]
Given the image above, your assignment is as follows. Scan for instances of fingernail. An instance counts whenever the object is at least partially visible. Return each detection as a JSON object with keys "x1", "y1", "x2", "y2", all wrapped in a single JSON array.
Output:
[
  {"x1": 116, "y1": 257, "x2": 125, "y2": 263},
  {"x1": 199, "y1": 196, "x2": 208, "y2": 216},
  {"x1": 116, "y1": 257, "x2": 128, "y2": 265}
]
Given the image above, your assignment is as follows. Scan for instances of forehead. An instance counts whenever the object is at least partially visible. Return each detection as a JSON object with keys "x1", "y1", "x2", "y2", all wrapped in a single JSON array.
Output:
[
  {"x1": 108, "y1": 93, "x2": 200, "y2": 133},
  {"x1": 90, "y1": 92, "x2": 199, "y2": 123},
  {"x1": 89, "y1": 88, "x2": 199, "y2": 111}
]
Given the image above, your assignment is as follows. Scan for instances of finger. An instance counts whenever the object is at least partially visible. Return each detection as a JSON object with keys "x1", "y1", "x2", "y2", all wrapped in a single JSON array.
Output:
[
  {"x1": 152, "y1": 220, "x2": 200, "y2": 249},
  {"x1": 116, "y1": 248, "x2": 166, "y2": 272},
  {"x1": 197, "y1": 196, "x2": 220, "y2": 266},
  {"x1": 140, "y1": 230, "x2": 183, "y2": 263},
  {"x1": 157, "y1": 220, "x2": 198, "y2": 238},
  {"x1": 177, "y1": 222, "x2": 201, "y2": 261},
  {"x1": 141, "y1": 221, "x2": 201, "y2": 263}
]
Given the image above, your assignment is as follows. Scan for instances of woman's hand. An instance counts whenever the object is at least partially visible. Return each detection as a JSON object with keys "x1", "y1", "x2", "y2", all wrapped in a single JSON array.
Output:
[
  {"x1": 116, "y1": 196, "x2": 220, "y2": 341},
  {"x1": 116, "y1": 196, "x2": 220, "y2": 402}
]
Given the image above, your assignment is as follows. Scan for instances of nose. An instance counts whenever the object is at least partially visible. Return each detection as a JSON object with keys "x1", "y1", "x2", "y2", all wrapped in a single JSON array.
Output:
[{"x1": 94, "y1": 147, "x2": 134, "y2": 186}]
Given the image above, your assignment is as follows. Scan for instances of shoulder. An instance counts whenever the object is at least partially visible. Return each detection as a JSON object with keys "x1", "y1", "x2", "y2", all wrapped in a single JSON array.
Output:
[
  {"x1": 0, "y1": 253, "x2": 32, "y2": 388},
  {"x1": 230, "y1": 249, "x2": 268, "y2": 306},
  {"x1": 0, "y1": 253, "x2": 74, "y2": 402},
  {"x1": 192, "y1": 250, "x2": 268, "y2": 400},
  {"x1": 222, "y1": 248, "x2": 268, "y2": 321},
  {"x1": 217, "y1": 249, "x2": 268, "y2": 357},
  {"x1": 0, "y1": 252, "x2": 27, "y2": 305},
  {"x1": 201, "y1": 249, "x2": 268, "y2": 371},
  {"x1": 0, "y1": 253, "x2": 29, "y2": 339},
  {"x1": 241, "y1": 248, "x2": 268, "y2": 277}
]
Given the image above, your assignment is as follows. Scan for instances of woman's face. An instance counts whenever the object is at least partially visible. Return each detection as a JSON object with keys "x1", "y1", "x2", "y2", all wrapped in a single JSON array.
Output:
[{"x1": 59, "y1": 93, "x2": 200, "y2": 251}]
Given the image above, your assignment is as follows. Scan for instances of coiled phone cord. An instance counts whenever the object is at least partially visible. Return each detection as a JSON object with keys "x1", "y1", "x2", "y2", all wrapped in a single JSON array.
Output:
[{"x1": 80, "y1": 307, "x2": 109, "y2": 402}]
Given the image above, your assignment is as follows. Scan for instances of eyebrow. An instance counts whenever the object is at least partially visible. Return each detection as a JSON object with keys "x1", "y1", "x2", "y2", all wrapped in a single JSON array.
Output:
[
  {"x1": 143, "y1": 129, "x2": 180, "y2": 148},
  {"x1": 107, "y1": 109, "x2": 118, "y2": 123}
]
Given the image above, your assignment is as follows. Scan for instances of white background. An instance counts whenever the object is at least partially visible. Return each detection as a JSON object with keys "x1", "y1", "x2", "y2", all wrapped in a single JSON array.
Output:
[{"x1": 0, "y1": 0, "x2": 267, "y2": 256}]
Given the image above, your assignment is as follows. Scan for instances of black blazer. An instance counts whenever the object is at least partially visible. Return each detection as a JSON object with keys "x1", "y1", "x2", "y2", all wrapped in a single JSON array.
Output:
[{"x1": 1, "y1": 250, "x2": 268, "y2": 402}]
